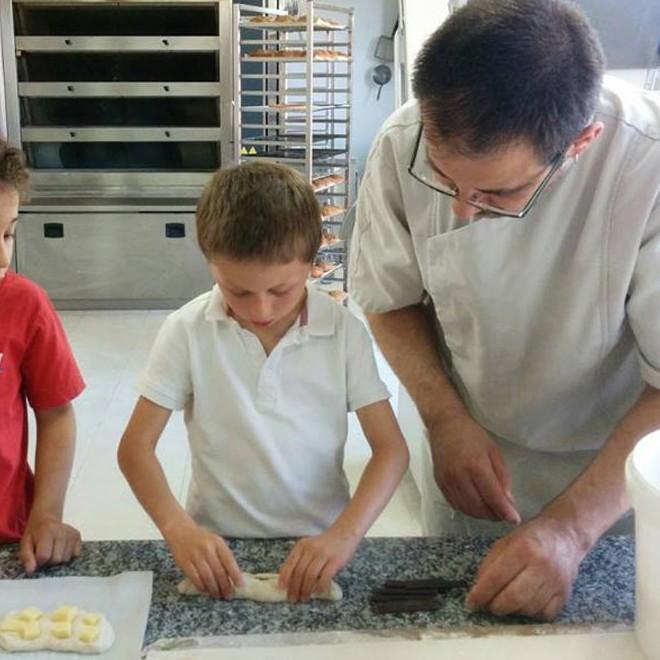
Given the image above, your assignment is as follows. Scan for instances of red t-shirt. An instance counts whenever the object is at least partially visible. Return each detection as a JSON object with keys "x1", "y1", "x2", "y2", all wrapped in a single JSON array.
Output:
[{"x1": 0, "y1": 271, "x2": 85, "y2": 542}]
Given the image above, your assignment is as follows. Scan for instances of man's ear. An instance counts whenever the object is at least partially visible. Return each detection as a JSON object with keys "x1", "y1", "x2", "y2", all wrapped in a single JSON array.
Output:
[{"x1": 567, "y1": 121, "x2": 604, "y2": 158}]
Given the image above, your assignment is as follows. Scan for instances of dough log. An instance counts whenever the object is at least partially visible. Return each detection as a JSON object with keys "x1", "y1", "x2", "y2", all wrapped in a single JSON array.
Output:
[{"x1": 177, "y1": 572, "x2": 342, "y2": 602}]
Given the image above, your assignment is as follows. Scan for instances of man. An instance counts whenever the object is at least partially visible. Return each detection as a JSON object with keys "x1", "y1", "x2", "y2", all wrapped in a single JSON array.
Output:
[{"x1": 349, "y1": 0, "x2": 660, "y2": 621}]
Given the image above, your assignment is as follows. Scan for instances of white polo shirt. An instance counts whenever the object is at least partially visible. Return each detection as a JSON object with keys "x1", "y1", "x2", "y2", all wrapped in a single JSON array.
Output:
[
  {"x1": 349, "y1": 76, "x2": 660, "y2": 454},
  {"x1": 138, "y1": 285, "x2": 389, "y2": 538}
]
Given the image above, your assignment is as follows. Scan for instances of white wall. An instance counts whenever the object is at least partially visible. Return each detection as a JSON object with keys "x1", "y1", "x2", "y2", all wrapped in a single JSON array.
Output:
[{"x1": 400, "y1": 0, "x2": 452, "y2": 101}]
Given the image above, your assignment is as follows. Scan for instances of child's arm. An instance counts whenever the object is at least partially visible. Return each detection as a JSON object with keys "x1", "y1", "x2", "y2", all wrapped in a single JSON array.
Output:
[
  {"x1": 279, "y1": 399, "x2": 409, "y2": 601},
  {"x1": 20, "y1": 403, "x2": 81, "y2": 574},
  {"x1": 118, "y1": 396, "x2": 243, "y2": 599}
]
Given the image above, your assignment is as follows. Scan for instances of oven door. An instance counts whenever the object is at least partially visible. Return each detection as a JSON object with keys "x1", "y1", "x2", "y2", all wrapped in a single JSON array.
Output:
[{"x1": 3, "y1": 0, "x2": 233, "y2": 198}]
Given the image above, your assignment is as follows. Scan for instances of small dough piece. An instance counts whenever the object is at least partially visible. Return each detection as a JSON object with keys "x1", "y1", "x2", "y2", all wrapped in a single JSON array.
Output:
[
  {"x1": 0, "y1": 606, "x2": 114, "y2": 654},
  {"x1": 79, "y1": 626, "x2": 100, "y2": 644},
  {"x1": 21, "y1": 622, "x2": 41, "y2": 641},
  {"x1": 177, "y1": 572, "x2": 342, "y2": 602},
  {"x1": 51, "y1": 621, "x2": 73, "y2": 639},
  {"x1": 51, "y1": 605, "x2": 79, "y2": 623},
  {"x1": 0, "y1": 618, "x2": 25, "y2": 635},
  {"x1": 18, "y1": 608, "x2": 43, "y2": 623},
  {"x1": 82, "y1": 613, "x2": 101, "y2": 626}
]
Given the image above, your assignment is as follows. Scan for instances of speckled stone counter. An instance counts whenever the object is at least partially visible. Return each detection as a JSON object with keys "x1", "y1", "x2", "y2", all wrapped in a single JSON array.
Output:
[{"x1": 0, "y1": 536, "x2": 634, "y2": 646}]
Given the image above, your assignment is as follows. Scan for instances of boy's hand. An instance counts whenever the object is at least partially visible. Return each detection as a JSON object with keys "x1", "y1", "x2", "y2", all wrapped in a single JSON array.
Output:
[
  {"x1": 19, "y1": 515, "x2": 82, "y2": 575},
  {"x1": 278, "y1": 528, "x2": 360, "y2": 602},
  {"x1": 164, "y1": 521, "x2": 243, "y2": 599}
]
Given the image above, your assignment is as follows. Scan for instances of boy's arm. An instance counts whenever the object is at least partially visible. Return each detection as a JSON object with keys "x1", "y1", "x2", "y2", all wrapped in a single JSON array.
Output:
[
  {"x1": 118, "y1": 396, "x2": 242, "y2": 598},
  {"x1": 280, "y1": 399, "x2": 409, "y2": 601},
  {"x1": 21, "y1": 403, "x2": 81, "y2": 574}
]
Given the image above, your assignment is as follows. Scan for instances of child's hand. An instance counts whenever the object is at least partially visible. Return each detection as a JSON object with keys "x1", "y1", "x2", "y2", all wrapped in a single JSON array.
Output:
[
  {"x1": 164, "y1": 522, "x2": 243, "y2": 599},
  {"x1": 19, "y1": 515, "x2": 82, "y2": 575},
  {"x1": 278, "y1": 528, "x2": 360, "y2": 602}
]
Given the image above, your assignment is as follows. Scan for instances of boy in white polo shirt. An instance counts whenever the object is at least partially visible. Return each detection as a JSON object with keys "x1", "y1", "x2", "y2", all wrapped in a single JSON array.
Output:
[{"x1": 118, "y1": 161, "x2": 409, "y2": 603}]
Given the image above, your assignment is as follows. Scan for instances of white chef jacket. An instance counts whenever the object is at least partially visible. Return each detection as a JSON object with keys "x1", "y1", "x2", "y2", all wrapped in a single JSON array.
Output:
[
  {"x1": 138, "y1": 285, "x2": 389, "y2": 538},
  {"x1": 349, "y1": 77, "x2": 660, "y2": 533}
]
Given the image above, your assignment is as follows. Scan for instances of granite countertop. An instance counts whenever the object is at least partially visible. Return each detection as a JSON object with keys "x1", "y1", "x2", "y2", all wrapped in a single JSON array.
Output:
[{"x1": 0, "y1": 536, "x2": 634, "y2": 647}]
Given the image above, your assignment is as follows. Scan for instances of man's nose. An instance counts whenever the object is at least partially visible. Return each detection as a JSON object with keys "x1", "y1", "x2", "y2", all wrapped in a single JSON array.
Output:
[{"x1": 451, "y1": 196, "x2": 480, "y2": 222}]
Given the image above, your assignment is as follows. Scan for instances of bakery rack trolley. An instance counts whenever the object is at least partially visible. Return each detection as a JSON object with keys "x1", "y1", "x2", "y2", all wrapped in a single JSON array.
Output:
[{"x1": 232, "y1": 0, "x2": 354, "y2": 303}]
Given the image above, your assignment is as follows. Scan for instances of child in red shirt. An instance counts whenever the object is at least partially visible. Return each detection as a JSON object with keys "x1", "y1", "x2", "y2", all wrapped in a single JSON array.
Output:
[{"x1": 0, "y1": 140, "x2": 85, "y2": 573}]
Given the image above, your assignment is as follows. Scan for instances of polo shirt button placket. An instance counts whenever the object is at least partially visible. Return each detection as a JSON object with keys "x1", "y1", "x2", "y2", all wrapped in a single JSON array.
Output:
[{"x1": 257, "y1": 350, "x2": 281, "y2": 405}]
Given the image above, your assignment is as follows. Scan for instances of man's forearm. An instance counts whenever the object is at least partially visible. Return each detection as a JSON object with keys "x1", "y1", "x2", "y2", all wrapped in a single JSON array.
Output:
[
  {"x1": 543, "y1": 384, "x2": 660, "y2": 553},
  {"x1": 366, "y1": 304, "x2": 469, "y2": 432}
]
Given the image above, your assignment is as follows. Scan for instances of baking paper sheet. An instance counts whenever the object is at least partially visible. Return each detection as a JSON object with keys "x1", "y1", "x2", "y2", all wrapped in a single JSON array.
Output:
[
  {"x1": 145, "y1": 625, "x2": 646, "y2": 660},
  {"x1": 147, "y1": 628, "x2": 644, "y2": 660},
  {"x1": 0, "y1": 571, "x2": 152, "y2": 660}
]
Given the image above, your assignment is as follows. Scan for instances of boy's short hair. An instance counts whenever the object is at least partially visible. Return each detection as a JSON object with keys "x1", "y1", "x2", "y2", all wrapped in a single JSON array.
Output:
[
  {"x1": 0, "y1": 140, "x2": 30, "y2": 201},
  {"x1": 412, "y1": 0, "x2": 605, "y2": 164},
  {"x1": 196, "y1": 161, "x2": 321, "y2": 263}
]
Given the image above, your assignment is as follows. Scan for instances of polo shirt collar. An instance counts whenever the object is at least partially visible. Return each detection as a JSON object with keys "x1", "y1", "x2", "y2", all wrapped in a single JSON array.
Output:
[
  {"x1": 203, "y1": 284, "x2": 336, "y2": 337},
  {"x1": 204, "y1": 285, "x2": 232, "y2": 322},
  {"x1": 304, "y1": 286, "x2": 336, "y2": 337}
]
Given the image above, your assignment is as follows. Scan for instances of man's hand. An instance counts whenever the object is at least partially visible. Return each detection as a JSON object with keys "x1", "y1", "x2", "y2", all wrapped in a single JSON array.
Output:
[
  {"x1": 466, "y1": 515, "x2": 586, "y2": 620},
  {"x1": 20, "y1": 514, "x2": 81, "y2": 575},
  {"x1": 163, "y1": 521, "x2": 243, "y2": 600},
  {"x1": 278, "y1": 527, "x2": 360, "y2": 602},
  {"x1": 430, "y1": 415, "x2": 521, "y2": 524}
]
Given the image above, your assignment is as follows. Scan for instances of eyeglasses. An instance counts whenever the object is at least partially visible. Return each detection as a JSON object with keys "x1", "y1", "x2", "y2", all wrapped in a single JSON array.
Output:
[{"x1": 407, "y1": 125, "x2": 569, "y2": 219}]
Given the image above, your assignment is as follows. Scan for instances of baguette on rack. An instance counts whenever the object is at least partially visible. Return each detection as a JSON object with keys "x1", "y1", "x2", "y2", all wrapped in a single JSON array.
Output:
[{"x1": 248, "y1": 48, "x2": 348, "y2": 60}]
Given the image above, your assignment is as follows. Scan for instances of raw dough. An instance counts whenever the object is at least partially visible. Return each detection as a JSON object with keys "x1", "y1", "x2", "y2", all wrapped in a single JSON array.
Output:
[
  {"x1": 0, "y1": 605, "x2": 115, "y2": 654},
  {"x1": 177, "y1": 573, "x2": 342, "y2": 602}
]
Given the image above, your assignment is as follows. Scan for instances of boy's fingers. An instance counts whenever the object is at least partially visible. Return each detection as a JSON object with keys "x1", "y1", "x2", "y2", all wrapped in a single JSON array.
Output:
[
  {"x1": 73, "y1": 534, "x2": 82, "y2": 558},
  {"x1": 197, "y1": 559, "x2": 222, "y2": 598},
  {"x1": 50, "y1": 533, "x2": 68, "y2": 565},
  {"x1": 300, "y1": 557, "x2": 326, "y2": 601},
  {"x1": 185, "y1": 564, "x2": 207, "y2": 595},
  {"x1": 19, "y1": 534, "x2": 37, "y2": 575},
  {"x1": 34, "y1": 533, "x2": 55, "y2": 569},
  {"x1": 63, "y1": 531, "x2": 80, "y2": 563},
  {"x1": 316, "y1": 562, "x2": 337, "y2": 597},
  {"x1": 278, "y1": 545, "x2": 302, "y2": 590},
  {"x1": 210, "y1": 549, "x2": 235, "y2": 599},
  {"x1": 216, "y1": 569, "x2": 234, "y2": 600},
  {"x1": 216, "y1": 542, "x2": 243, "y2": 588},
  {"x1": 206, "y1": 549, "x2": 233, "y2": 599},
  {"x1": 288, "y1": 553, "x2": 313, "y2": 602}
]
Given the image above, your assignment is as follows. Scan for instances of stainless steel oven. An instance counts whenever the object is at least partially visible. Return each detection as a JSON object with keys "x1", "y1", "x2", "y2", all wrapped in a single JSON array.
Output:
[{"x1": 1, "y1": 0, "x2": 236, "y2": 308}]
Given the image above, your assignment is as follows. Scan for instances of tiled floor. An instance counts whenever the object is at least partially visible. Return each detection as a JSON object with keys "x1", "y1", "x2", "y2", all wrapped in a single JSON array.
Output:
[{"x1": 32, "y1": 309, "x2": 422, "y2": 541}]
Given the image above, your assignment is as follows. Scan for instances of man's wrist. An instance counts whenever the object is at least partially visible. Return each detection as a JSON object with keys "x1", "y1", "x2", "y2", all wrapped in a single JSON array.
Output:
[{"x1": 537, "y1": 494, "x2": 601, "y2": 557}]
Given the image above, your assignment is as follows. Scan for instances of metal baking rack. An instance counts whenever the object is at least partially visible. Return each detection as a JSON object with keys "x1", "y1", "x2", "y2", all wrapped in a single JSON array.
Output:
[{"x1": 233, "y1": 0, "x2": 353, "y2": 302}]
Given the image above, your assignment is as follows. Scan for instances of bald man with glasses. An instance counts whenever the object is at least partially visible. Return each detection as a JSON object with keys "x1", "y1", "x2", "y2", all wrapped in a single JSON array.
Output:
[{"x1": 349, "y1": 0, "x2": 660, "y2": 621}]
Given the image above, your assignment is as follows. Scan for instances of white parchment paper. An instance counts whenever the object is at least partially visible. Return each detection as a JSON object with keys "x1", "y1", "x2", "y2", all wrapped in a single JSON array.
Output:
[{"x1": 0, "y1": 571, "x2": 152, "y2": 660}]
